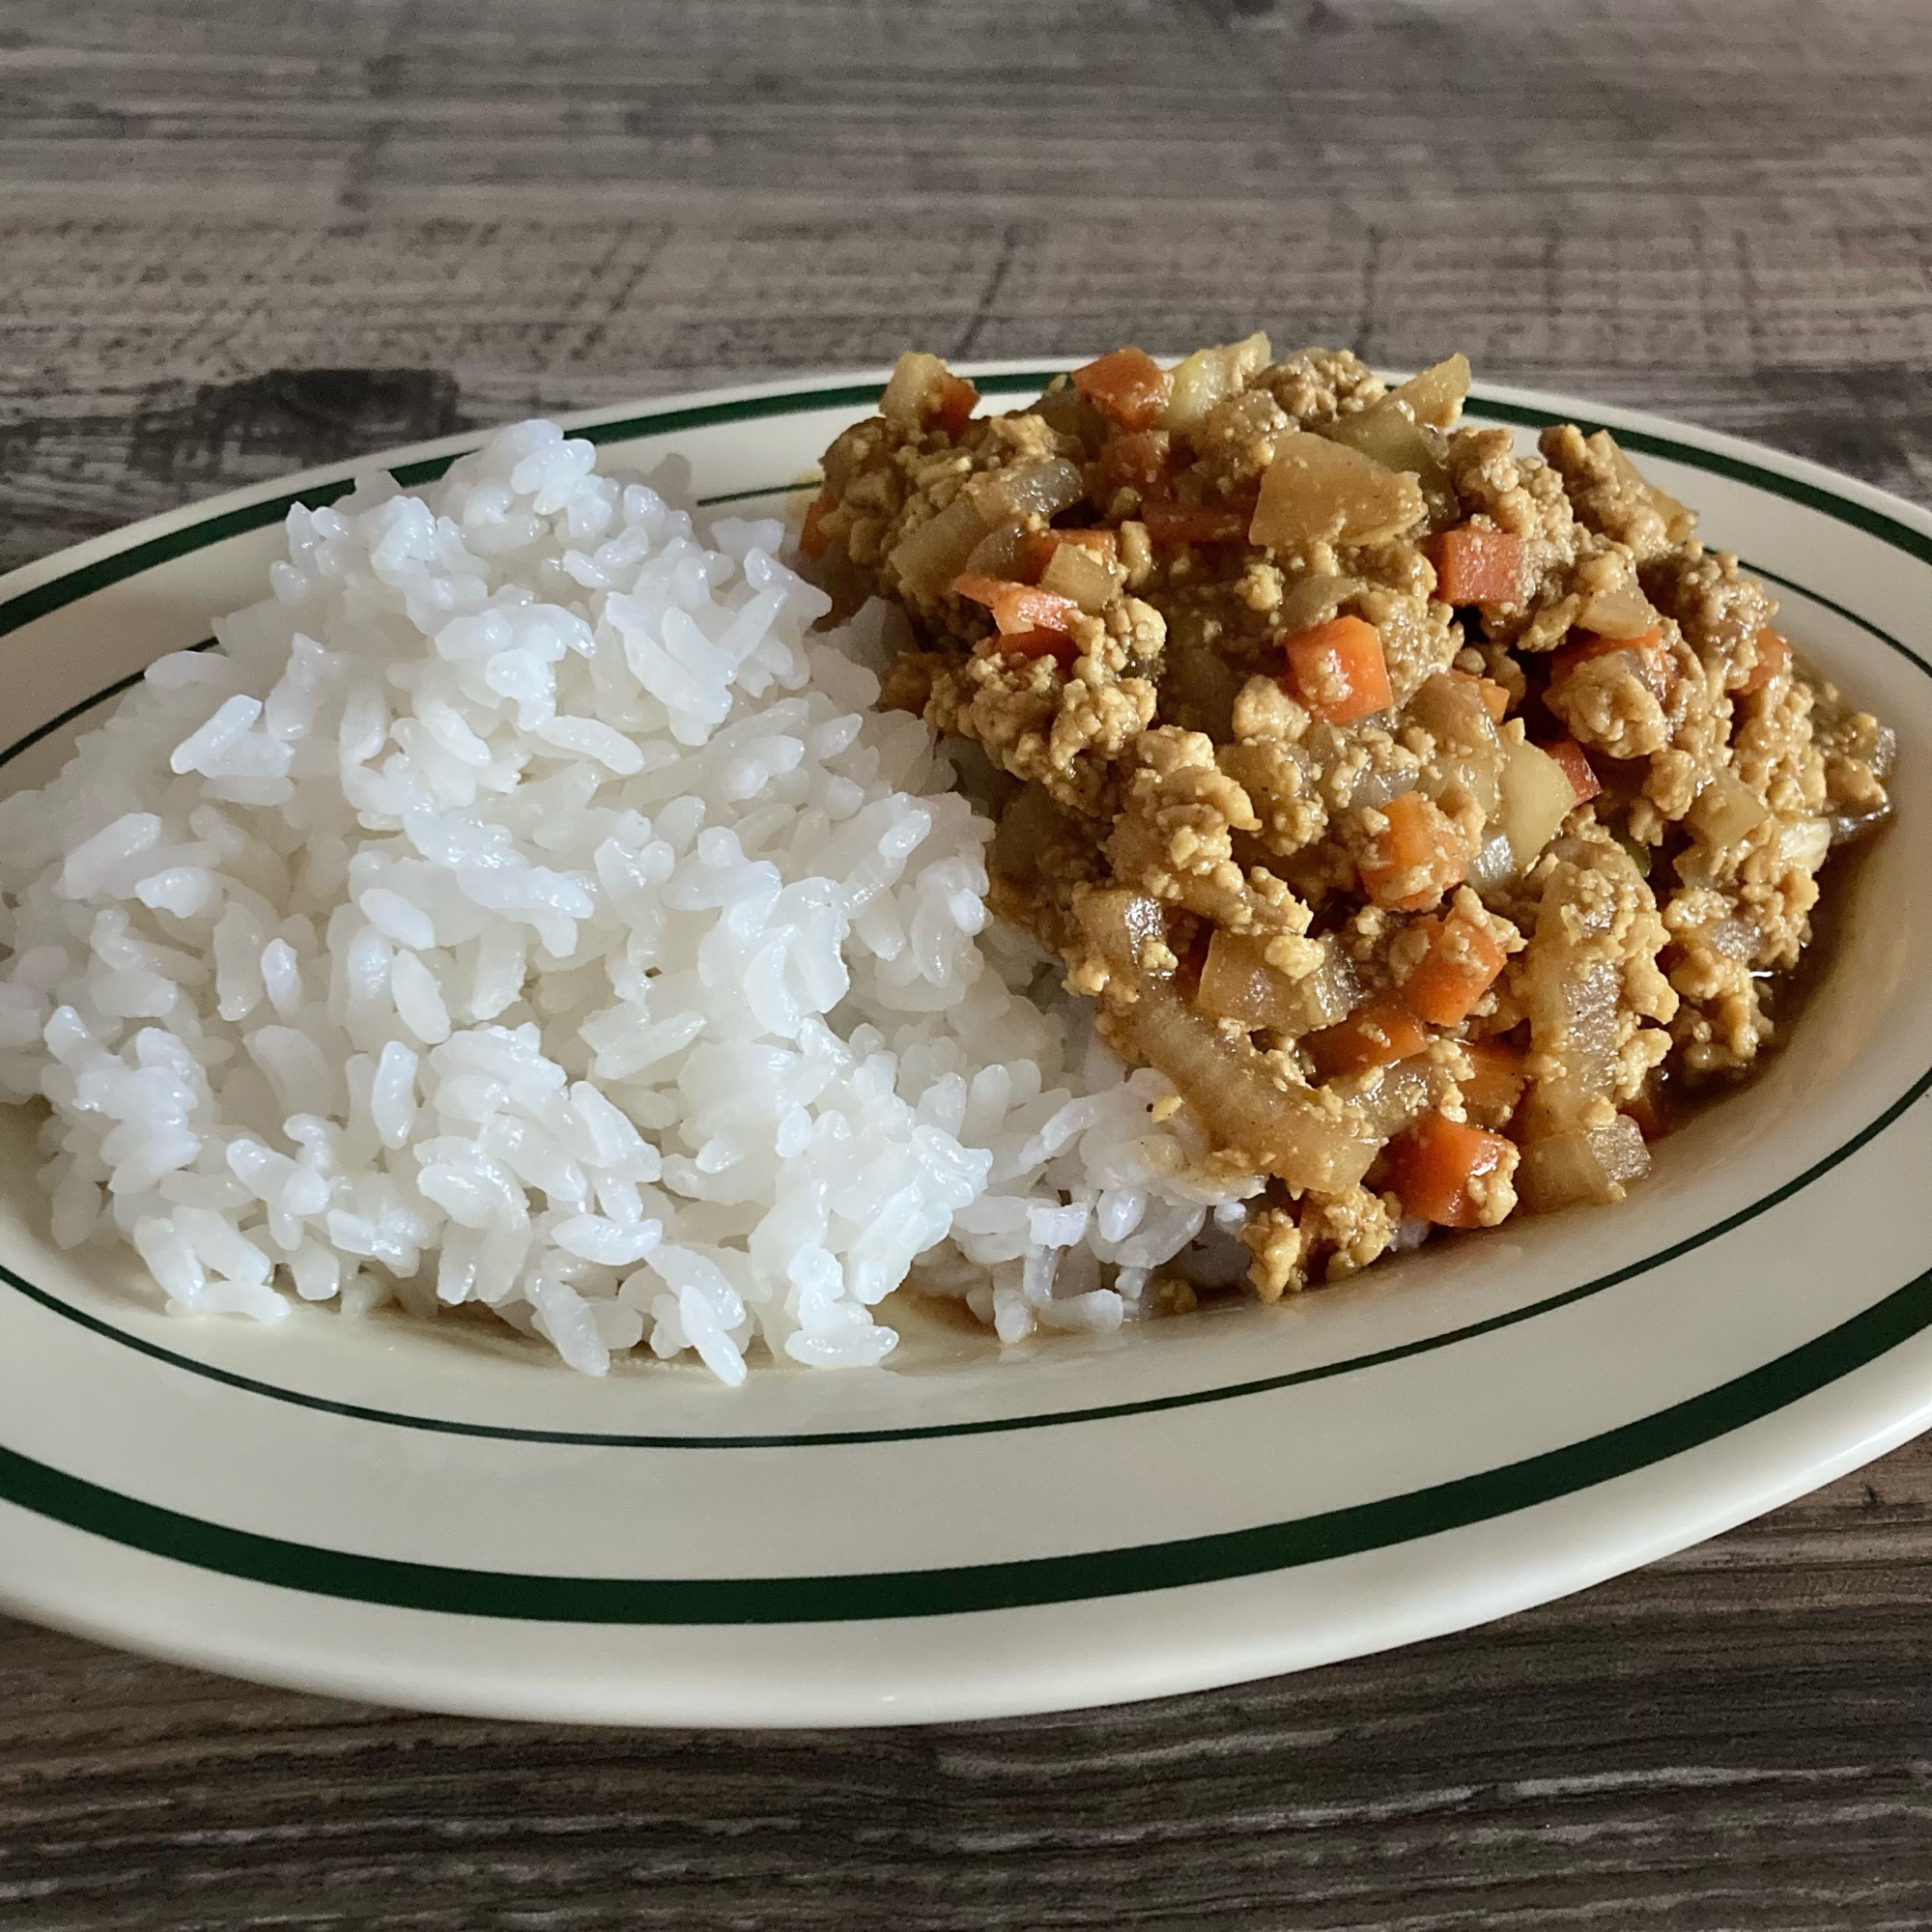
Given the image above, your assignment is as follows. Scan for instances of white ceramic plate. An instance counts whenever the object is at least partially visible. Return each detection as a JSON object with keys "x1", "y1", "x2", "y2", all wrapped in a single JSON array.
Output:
[{"x1": 1, "y1": 365, "x2": 1929, "y2": 1728}]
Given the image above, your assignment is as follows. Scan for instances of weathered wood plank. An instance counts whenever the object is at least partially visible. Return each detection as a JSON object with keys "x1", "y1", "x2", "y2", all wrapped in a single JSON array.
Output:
[{"x1": 3, "y1": 1436, "x2": 1929, "y2": 1931}]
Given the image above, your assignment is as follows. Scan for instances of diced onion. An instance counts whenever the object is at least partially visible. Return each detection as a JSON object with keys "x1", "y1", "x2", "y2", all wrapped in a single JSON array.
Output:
[
  {"x1": 1320, "y1": 399, "x2": 1433, "y2": 473},
  {"x1": 1039, "y1": 541, "x2": 1122, "y2": 612},
  {"x1": 968, "y1": 458, "x2": 1086, "y2": 524},
  {"x1": 1578, "y1": 577, "x2": 1660, "y2": 639},
  {"x1": 1464, "y1": 830, "x2": 1517, "y2": 894},
  {"x1": 1073, "y1": 890, "x2": 1169, "y2": 983},
  {"x1": 962, "y1": 520, "x2": 1030, "y2": 581},
  {"x1": 991, "y1": 784, "x2": 1081, "y2": 885},
  {"x1": 1250, "y1": 435, "x2": 1425, "y2": 552},
  {"x1": 881, "y1": 352, "x2": 951, "y2": 429},
  {"x1": 1132, "y1": 980, "x2": 1378, "y2": 1192},
  {"x1": 1275, "y1": 575, "x2": 1365, "y2": 638},
  {"x1": 1688, "y1": 769, "x2": 1769, "y2": 848},
  {"x1": 1197, "y1": 932, "x2": 1358, "y2": 1037},
  {"x1": 1519, "y1": 1117, "x2": 1649, "y2": 1212},
  {"x1": 1163, "y1": 332, "x2": 1271, "y2": 436},
  {"x1": 1776, "y1": 816, "x2": 1831, "y2": 873},
  {"x1": 1408, "y1": 671, "x2": 1504, "y2": 820},
  {"x1": 888, "y1": 496, "x2": 986, "y2": 599},
  {"x1": 1495, "y1": 738, "x2": 1577, "y2": 870},
  {"x1": 1348, "y1": 763, "x2": 1420, "y2": 810},
  {"x1": 1608, "y1": 442, "x2": 1694, "y2": 540},
  {"x1": 1390, "y1": 354, "x2": 1472, "y2": 430}
]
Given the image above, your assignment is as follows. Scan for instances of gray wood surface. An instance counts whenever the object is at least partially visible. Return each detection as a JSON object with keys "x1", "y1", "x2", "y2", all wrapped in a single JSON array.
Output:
[{"x1": 3, "y1": 0, "x2": 1931, "y2": 1924}]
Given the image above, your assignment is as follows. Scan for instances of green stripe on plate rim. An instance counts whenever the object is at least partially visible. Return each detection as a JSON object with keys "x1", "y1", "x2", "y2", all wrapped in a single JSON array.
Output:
[
  {"x1": 0, "y1": 374, "x2": 1928, "y2": 1613},
  {"x1": 4, "y1": 1262, "x2": 1929, "y2": 1623}
]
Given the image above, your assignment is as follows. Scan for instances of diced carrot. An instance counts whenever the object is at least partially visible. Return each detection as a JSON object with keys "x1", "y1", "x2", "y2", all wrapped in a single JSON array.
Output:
[
  {"x1": 931, "y1": 374, "x2": 980, "y2": 438},
  {"x1": 981, "y1": 628, "x2": 1080, "y2": 668},
  {"x1": 1357, "y1": 790, "x2": 1467, "y2": 912},
  {"x1": 1534, "y1": 737, "x2": 1601, "y2": 805},
  {"x1": 1306, "y1": 994, "x2": 1431, "y2": 1079},
  {"x1": 1386, "y1": 1112, "x2": 1517, "y2": 1229},
  {"x1": 1448, "y1": 668, "x2": 1510, "y2": 723},
  {"x1": 1426, "y1": 526, "x2": 1524, "y2": 605},
  {"x1": 1096, "y1": 429, "x2": 1173, "y2": 496},
  {"x1": 1071, "y1": 347, "x2": 1173, "y2": 432},
  {"x1": 1551, "y1": 627, "x2": 1670, "y2": 701},
  {"x1": 993, "y1": 586, "x2": 1079, "y2": 637},
  {"x1": 1141, "y1": 500, "x2": 1249, "y2": 547},
  {"x1": 798, "y1": 486, "x2": 834, "y2": 560},
  {"x1": 1738, "y1": 626, "x2": 1789, "y2": 696},
  {"x1": 1283, "y1": 615, "x2": 1393, "y2": 724},
  {"x1": 1400, "y1": 912, "x2": 1507, "y2": 1026},
  {"x1": 1459, "y1": 1039, "x2": 1526, "y2": 1121},
  {"x1": 952, "y1": 575, "x2": 1081, "y2": 637},
  {"x1": 952, "y1": 572, "x2": 1012, "y2": 607},
  {"x1": 1020, "y1": 528, "x2": 1119, "y2": 580}
]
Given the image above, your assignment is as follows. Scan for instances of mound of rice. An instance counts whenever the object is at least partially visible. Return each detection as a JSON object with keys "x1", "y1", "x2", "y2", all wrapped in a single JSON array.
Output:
[{"x1": 0, "y1": 423, "x2": 1252, "y2": 1381}]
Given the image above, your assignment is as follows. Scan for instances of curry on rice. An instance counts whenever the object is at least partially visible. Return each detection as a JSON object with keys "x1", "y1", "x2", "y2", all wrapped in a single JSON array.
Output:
[{"x1": 801, "y1": 339, "x2": 1894, "y2": 1305}]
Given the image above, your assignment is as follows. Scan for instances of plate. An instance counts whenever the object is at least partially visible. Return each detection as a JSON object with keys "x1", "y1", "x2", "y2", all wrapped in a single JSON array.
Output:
[{"x1": 1, "y1": 365, "x2": 1929, "y2": 1727}]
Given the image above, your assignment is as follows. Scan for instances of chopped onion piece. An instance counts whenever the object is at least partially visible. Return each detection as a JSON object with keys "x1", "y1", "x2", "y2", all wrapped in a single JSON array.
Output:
[
  {"x1": 1464, "y1": 830, "x2": 1517, "y2": 894},
  {"x1": 1607, "y1": 441, "x2": 1695, "y2": 541},
  {"x1": 888, "y1": 496, "x2": 986, "y2": 599},
  {"x1": 1250, "y1": 435, "x2": 1425, "y2": 552},
  {"x1": 1495, "y1": 738, "x2": 1577, "y2": 870},
  {"x1": 991, "y1": 784, "x2": 1083, "y2": 886},
  {"x1": 1163, "y1": 331, "x2": 1271, "y2": 436},
  {"x1": 961, "y1": 520, "x2": 1031, "y2": 581},
  {"x1": 1348, "y1": 762, "x2": 1420, "y2": 811},
  {"x1": 1688, "y1": 769, "x2": 1769, "y2": 848},
  {"x1": 1197, "y1": 932, "x2": 1358, "y2": 1037},
  {"x1": 968, "y1": 458, "x2": 1086, "y2": 524},
  {"x1": 1390, "y1": 354, "x2": 1472, "y2": 430},
  {"x1": 880, "y1": 352, "x2": 951, "y2": 429},
  {"x1": 1520, "y1": 1117, "x2": 1650, "y2": 1212},
  {"x1": 1166, "y1": 646, "x2": 1245, "y2": 740},
  {"x1": 1408, "y1": 671, "x2": 1504, "y2": 820},
  {"x1": 1132, "y1": 980, "x2": 1378, "y2": 1193},
  {"x1": 1275, "y1": 574, "x2": 1366, "y2": 638},
  {"x1": 1073, "y1": 889, "x2": 1169, "y2": 985},
  {"x1": 1039, "y1": 541, "x2": 1122, "y2": 612},
  {"x1": 1578, "y1": 577, "x2": 1661, "y2": 639}
]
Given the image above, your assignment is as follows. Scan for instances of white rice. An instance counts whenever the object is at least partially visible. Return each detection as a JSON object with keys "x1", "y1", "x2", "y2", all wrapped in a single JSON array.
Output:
[{"x1": 0, "y1": 423, "x2": 1252, "y2": 1381}]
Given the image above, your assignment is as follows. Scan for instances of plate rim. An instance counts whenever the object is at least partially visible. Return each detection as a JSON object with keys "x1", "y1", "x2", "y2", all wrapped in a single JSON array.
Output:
[
  {"x1": 1, "y1": 365, "x2": 1929, "y2": 1716},
  {"x1": 3, "y1": 369, "x2": 1929, "y2": 1458}
]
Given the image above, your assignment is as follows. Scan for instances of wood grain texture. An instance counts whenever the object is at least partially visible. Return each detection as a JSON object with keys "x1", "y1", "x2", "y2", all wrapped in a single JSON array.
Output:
[{"x1": 2, "y1": 0, "x2": 1931, "y2": 1924}]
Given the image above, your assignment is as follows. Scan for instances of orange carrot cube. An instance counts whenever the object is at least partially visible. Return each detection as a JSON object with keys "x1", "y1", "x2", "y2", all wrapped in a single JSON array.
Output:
[
  {"x1": 1306, "y1": 994, "x2": 1431, "y2": 1079},
  {"x1": 1357, "y1": 791, "x2": 1467, "y2": 912},
  {"x1": 1071, "y1": 347, "x2": 1173, "y2": 431},
  {"x1": 1401, "y1": 912, "x2": 1508, "y2": 1026},
  {"x1": 1283, "y1": 615, "x2": 1393, "y2": 724},
  {"x1": 1426, "y1": 526, "x2": 1524, "y2": 605},
  {"x1": 1386, "y1": 1112, "x2": 1518, "y2": 1228}
]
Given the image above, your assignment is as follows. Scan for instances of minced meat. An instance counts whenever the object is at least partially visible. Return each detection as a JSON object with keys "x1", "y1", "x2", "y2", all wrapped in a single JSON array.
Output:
[{"x1": 804, "y1": 341, "x2": 1892, "y2": 1305}]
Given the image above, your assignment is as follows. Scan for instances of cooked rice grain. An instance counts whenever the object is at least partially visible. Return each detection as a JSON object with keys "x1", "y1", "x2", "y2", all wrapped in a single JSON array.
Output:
[{"x1": 0, "y1": 423, "x2": 1244, "y2": 1379}]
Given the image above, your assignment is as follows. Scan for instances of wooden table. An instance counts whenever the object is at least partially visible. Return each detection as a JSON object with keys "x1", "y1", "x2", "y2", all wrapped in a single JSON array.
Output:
[{"x1": 4, "y1": 2, "x2": 1931, "y2": 1923}]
